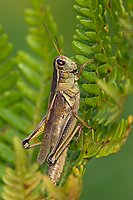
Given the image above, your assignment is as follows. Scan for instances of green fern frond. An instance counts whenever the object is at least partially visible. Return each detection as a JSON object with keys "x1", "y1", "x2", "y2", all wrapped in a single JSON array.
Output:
[
  {"x1": 2, "y1": 137, "x2": 83, "y2": 200},
  {"x1": 0, "y1": 24, "x2": 23, "y2": 195},
  {"x1": 2, "y1": 137, "x2": 43, "y2": 200},
  {"x1": 0, "y1": 27, "x2": 12, "y2": 63},
  {"x1": 70, "y1": 115, "x2": 132, "y2": 166},
  {"x1": 0, "y1": 26, "x2": 18, "y2": 118},
  {"x1": 72, "y1": 0, "x2": 133, "y2": 165},
  {"x1": 42, "y1": 166, "x2": 83, "y2": 200}
]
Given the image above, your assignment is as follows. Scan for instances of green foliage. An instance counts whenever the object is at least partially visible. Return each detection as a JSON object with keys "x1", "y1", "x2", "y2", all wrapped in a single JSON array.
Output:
[
  {"x1": 0, "y1": 0, "x2": 133, "y2": 199},
  {"x1": 71, "y1": 0, "x2": 133, "y2": 165},
  {"x1": 2, "y1": 137, "x2": 43, "y2": 200},
  {"x1": 0, "y1": 24, "x2": 19, "y2": 195},
  {"x1": 42, "y1": 166, "x2": 83, "y2": 200},
  {"x1": 2, "y1": 137, "x2": 83, "y2": 200}
]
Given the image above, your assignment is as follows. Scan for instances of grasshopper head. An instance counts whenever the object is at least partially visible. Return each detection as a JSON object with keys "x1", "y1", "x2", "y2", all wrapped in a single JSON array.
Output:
[{"x1": 53, "y1": 55, "x2": 78, "y2": 73}]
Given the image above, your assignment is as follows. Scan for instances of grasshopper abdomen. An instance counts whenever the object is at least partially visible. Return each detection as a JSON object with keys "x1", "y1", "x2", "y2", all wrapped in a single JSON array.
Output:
[{"x1": 47, "y1": 147, "x2": 68, "y2": 184}]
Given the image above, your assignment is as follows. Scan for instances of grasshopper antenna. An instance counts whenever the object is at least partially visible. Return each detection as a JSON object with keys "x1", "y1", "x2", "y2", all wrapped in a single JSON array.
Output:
[
  {"x1": 55, "y1": 36, "x2": 61, "y2": 54},
  {"x1": 43, "y1": 22, "x2": 61, "y2": 56}
]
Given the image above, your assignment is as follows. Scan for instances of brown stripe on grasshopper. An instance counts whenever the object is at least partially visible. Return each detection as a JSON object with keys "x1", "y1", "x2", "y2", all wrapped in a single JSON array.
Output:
[{"x1": 21, "y1": 23, "x2": 96, "y2": 185}]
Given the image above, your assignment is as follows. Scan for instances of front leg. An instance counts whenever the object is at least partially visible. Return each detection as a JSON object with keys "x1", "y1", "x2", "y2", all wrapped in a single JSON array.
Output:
[
  {"x1": 75, "y1": 59, "x2": 96, "y2": 81},
  {"x1": 22, "y1": 114, "x2": 47, "y2": 149}
]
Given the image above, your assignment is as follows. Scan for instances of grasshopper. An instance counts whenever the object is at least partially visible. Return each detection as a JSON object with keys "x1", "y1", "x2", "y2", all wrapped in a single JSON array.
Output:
[{"x1": 22, "y1": 23, "x2": 96, "y2": 185}]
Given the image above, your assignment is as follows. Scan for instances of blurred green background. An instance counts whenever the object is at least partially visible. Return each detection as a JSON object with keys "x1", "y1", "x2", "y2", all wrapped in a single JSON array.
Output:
[{"x1": 0, "y1": 0, "x2": 133, "y2": 199}]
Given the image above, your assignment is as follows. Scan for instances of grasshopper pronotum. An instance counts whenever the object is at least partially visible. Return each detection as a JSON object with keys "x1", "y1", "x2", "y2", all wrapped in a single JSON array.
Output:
[{"x1": 22, "y1": 23, "x2": 96, "y2": 185}]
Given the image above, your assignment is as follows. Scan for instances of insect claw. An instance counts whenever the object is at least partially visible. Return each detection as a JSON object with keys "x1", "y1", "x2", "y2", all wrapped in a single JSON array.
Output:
[
  {"x1": 47, "y1": 154, "x2": 55, "y2": 164},
  {"x1": 88, "y1": 126, "x2": 97, "y2": 131},
  {"x1": 47, "y1": 156, "x2": 52, "y2": 164},
  {"x1": 21, "y1": 139, "x2": 30, "y2": 149}
]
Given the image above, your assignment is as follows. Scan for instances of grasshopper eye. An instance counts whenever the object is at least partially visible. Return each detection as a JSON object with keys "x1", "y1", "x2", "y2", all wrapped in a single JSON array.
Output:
[{"x1": 57, "y1": 59, "x2": 65, "y2": 66}]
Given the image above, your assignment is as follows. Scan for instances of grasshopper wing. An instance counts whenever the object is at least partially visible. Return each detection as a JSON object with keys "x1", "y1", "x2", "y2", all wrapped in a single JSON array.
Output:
[
  {"x1": 37, "y1": 129, "x2": 52, "y2": 165},
  {"x1": 47, "y1": 112, "x2": 77, "y2": 164},
  {"x1": 37, "y1": 92, "x2": 67, "y2": 165},
  {"x1": 47, "y1": 89, "x2": 80, "y2": 164}
]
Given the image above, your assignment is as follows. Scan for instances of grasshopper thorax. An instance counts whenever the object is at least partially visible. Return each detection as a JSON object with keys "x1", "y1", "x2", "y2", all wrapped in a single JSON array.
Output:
[{"x1": 53, "y1": 55, "x2": 78, "y2": 73}]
